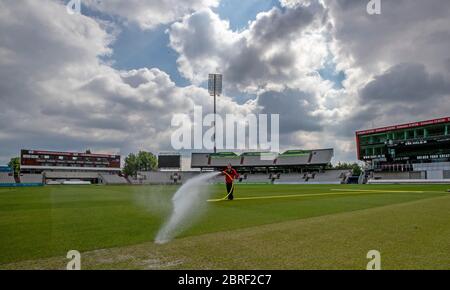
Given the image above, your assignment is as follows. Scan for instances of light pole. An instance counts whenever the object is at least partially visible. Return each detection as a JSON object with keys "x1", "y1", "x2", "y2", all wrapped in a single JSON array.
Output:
[{"x1": 208, "y1": 74, "x2": 222, "y2": 153}]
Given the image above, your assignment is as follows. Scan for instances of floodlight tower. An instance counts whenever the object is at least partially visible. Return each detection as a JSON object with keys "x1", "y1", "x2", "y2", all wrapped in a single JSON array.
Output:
[{"x1": 208, "y1": 74, "x2": 222, "y2": 153}]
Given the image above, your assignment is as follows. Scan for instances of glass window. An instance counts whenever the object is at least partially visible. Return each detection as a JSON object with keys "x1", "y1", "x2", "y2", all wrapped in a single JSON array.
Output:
[{"x1": 428, "y1": 125, "x2": 444, "y2": 137}]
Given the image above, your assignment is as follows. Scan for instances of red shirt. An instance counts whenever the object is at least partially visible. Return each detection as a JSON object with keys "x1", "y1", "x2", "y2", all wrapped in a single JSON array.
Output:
[{"x1": 223, "y1": 168, "x2": 239, "y2": 184}]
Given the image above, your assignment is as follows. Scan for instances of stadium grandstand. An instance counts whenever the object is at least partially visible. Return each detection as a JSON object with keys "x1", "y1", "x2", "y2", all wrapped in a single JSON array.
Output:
[
  {"x1": 128, "y1": 149, "x2": 347, "y2": 185},
  {"x1": 356, "y1": 117, "x2": 450, "y2": 183},
  {"x1": 0, "y1": 166, "x2": 16, "y2": 187},
  {"x1": 191, "y1": 149, "x2": 334, "y2": 171},
  {"x1": 20, "y1": 149, "x2": 128, "y2": 185},
  {"x1": 128, "y1": 169, "x2": 350, "y2": 185}
]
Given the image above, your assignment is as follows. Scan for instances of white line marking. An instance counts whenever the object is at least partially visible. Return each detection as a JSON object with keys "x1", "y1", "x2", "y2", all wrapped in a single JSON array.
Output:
[
  {"x1": 208, "y1": 190, "x2": 379, "y2": 202},
  {"x1": 330, "y1": 189, "x2": 425, "y2": 193}
]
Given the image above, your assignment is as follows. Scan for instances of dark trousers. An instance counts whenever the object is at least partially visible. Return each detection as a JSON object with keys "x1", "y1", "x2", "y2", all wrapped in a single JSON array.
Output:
[{"x1": 226, "y1": 183, "x2": 234, "y2": 200}]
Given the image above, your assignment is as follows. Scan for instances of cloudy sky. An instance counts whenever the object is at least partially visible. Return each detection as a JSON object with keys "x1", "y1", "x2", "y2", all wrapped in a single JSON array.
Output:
[{"x1": 1, "y1": 0, "x2": 450, "y2": 164}]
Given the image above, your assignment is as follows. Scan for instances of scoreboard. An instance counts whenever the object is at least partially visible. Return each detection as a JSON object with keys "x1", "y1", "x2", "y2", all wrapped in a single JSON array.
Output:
[{"x1": 158, "y1": 154, "x2": 181, "y2": 169}]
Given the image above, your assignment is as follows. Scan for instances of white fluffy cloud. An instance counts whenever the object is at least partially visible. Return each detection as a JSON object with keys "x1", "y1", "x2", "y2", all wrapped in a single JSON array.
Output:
[
  {"x1": 168, "y1": 2, "x2": 349, "y2": 153},
  {"x1": 0, "y1": 0, "x2": 249, "y2": 163},
  {"x1": 169, "y1": 2, "x2": 330, "y2": 91},
  {"x1": 84, "y1": 0, "x2": 219, "y2": 29}
]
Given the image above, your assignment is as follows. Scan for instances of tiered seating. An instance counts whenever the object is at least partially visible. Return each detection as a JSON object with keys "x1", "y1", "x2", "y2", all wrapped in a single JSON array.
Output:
[
  {"x1": 44, "y1": 171, "x2": 99, "y2": 179},
  {"x1": 310, "y1": 149, "x2": 334, "y2": 165},
  {"x1": 191, "y1": 153, "x2": 210, "y2": 168},
  {"x1": 191, "y1": 149, "x2": 334, "y2": 168},
  {"x1": 372, "y1": 172, "x2": 413, "y2": 180},
  {"x1": 20, "y1": 174, "x2": 43, "y2": 184},
  {"x1": 238, "y1": 173, "x2": 271, "y2": 184},
  {"x1": 276, "y1": 150, "x2": 311, "y2": 166},
  {"x1": 241, "y1": 153, "x2": 276, "y2": 167},
  {"x1": 99, "y1": 173, "x2": 129, "y2": 185},
  {"x1": 137, "y1": 171, "x2": 182, "y2": 184},
  {"x1": 0, "y1": 173, "x2": 16, "y2": 184},
  {"x1": 413, "y1": 162, "x2": 450, "y2": 174},
  {"x1": 310, "y1": 170, "x2": 350, "y2": 184},
  {"x1": 276, "y1": 174, "x2": 308, "y2": 184},
  {"x1": 209, "y1": 152, "x2": 241, "y2": 167},
  {"x1": 178, "y1": 172, "x2": 200, "y2": 181}
]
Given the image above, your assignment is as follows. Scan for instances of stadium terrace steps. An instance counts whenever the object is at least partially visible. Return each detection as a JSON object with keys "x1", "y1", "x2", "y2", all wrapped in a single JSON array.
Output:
[
  {"x1": 209, "y1": 153, "x2": 241, "y2": 167},
  {"x1": 240, "y1": 156, "x2": 275, "y2": 167},
  {"x1": 191, "y1": 153, "x2": 210, "y2": 168},
  {"x1": 0, "y1": 173, "x2": 16, "y2": 184},
  {"x1": 373, "y1": 172, "x2": 412, "y2": 180},
  {"x1": 312, "y1": 170, "x2": 351, "y2": 183},
  {"x1": 368, "y1": 179, "x2": 450, "y2": 184},
  {"x1": 128, "y1": 170, "x2": 350, "y2": 185},
  {"x1": 276, "y1": 154, "x2": 311, "y2": 166},
  {"x1": 191, "y1": 149, "x2": 334, "y2": 169},
  {"x1": 131, "y1": 171, "x2": 190, "y2": 185},
  {"x1": 239, "y1": 173, "x2": 271, "y2": 184},
  {"x1": 275, "y1": 174, "x2": 308, "y2": 184},
  {"x1": 274, "y1": 170, "x2": 350, "y2": 184},
  {"x1": 99, "y1": 173, "x2": 129, "y2": 185},
  {"x1": 310, "y1": 150, "x2": 334, "y2": 165},
  {"x1": 369, "y1": 170, "x2": 450, "y2": 184},
  {"x1": 20, "y1": 174, "x2": 43, "y2": 184},
  {"x1": 44, "y1": 171, "x2": 99, "y2": 179}
]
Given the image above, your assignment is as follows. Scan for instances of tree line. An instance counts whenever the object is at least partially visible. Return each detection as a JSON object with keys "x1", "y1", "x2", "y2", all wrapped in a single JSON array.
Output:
[
  {"x1": 122, "y1": 151, "x2": 158, "y2": 177},
  {"x1": 326, "y1": 162, "x2": 363, "y2": 176}
]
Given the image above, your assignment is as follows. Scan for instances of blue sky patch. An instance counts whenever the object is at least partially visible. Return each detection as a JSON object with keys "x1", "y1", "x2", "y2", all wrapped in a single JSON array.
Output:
[{"x1": 215, "y1": 0, "x2": 281, "y2": 31}]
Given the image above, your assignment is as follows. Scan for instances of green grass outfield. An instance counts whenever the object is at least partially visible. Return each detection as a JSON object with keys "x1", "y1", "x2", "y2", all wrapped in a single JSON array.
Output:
[{"x1": 0, "y1": 184, "x2": 449, "y2": 269}]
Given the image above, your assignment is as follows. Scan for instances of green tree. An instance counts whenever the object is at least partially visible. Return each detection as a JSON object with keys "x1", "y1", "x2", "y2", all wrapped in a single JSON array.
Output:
[
  {"x1": 123, "y1": 153, "x2": 138, "y2": 177},
  {"x1": 8, "y1": 157, "x2": 20, "y2": 175},
  {"x1": 330, "y1": 162, "x2": 362, "y2": 176},
  {"x1": 137, "y1": 151, "x2": 157, "y2": 171},
  {"x1": 350, "y1": 163, "x2": 362, "y2": 176},
  {"x1": 122, "y1": 151, "x2": 158, "y2": 177}
]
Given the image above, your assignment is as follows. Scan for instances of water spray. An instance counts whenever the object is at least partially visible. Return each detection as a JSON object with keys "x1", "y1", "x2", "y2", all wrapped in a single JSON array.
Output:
[{"x1": 155, "y1": 171, "x2": 221, "y2": 244}]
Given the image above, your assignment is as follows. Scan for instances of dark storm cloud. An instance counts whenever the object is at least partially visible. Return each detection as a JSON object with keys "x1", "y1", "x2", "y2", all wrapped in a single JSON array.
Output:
[
  {"x1": 258, "y1": 89, "x2": 323, "y2": 134},
  {"x1": 333, "y1": 108, "x2": 380, "y2": 138},
  {"x1": 337, "y1": 62, "x2": 450, "y2": 137},
  {"x1": 327, "y1": 0, "x2": 450, "y2": 74},
  {"x1": 361, "y1": 63, "x2": 450, "y2": 104},
  {"x1": 445, "y1": 59, "x2": 450, "y2": 73}
]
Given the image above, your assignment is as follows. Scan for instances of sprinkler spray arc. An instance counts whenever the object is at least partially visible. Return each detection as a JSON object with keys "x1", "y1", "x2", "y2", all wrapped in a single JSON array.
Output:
[{"x1": 155, "y1": 171, "x2": 221, "y2": 244}]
